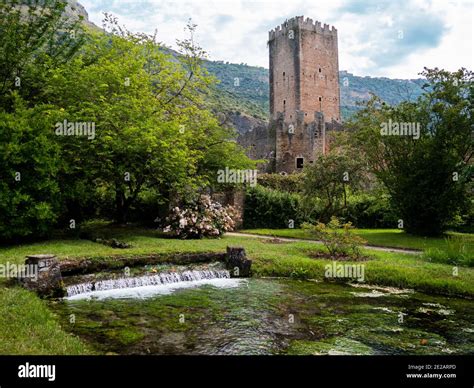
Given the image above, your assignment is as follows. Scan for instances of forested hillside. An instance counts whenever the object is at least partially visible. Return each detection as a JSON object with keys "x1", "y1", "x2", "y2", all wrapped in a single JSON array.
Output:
[
  {"x1": 65, "y1": 0, "x2": 427, "y2": 126},
  {"x1": 204, "y1": 61, "x2": 427, "y2": 124}
]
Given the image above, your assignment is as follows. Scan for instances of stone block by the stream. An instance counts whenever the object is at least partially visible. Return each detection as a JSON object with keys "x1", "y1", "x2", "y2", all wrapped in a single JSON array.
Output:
[
  {"x1": 226, "y1": 247, "x2": 252, "y2": 277},
  {"x1": 18, "y1": 254, "x2": 65, "y2": 298}
]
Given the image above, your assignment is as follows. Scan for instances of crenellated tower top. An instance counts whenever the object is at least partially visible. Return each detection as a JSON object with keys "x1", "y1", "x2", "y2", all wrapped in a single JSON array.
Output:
[{"x1": 268, "y1": 16, "x2": 337, "y2": 41}]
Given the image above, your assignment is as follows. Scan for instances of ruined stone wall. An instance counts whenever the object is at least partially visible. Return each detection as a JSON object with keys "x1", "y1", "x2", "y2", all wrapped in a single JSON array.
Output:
[
  {"x1": 273, "y1": 111, "x2": 325, "y2": 173},
  {"x1": 211, "y1": 189, "x2": 246, "y2": 229},
  {"x1": 237, "y1": 123, "x2": 275, "y2": 173}
]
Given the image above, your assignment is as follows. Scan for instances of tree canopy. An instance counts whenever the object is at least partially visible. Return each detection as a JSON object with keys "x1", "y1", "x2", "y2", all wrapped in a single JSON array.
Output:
[
  {"x1": 0, "y1": 1, "x2": 253, "y2": 240},
  {"x1": 349, "y1": 68, "x2": 473, "y2": 236}
]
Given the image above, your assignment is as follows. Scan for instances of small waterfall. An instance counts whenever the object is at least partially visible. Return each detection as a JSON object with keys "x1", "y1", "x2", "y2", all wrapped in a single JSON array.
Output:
[{"x1": 66, "y1": 269, "x2": 231, "y2": 298}]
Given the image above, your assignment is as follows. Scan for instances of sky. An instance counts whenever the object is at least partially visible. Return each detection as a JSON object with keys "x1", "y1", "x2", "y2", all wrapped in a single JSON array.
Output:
[{"x1": 80, "y1": 0, "x2": 474, "y2": 79}]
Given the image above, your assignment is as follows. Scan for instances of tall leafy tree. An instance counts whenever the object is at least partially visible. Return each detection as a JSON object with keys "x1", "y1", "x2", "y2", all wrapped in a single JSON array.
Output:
[
  {"x1": 350, "y1": 68, "x2": 473, "y2": 236},
  {"x1": 0, "y1": 0, "x2": 83, "y2": 241},
  {"x1": 0, "y1": 0, "x2": 84, "y2": 110},
  {"x1": 46, "y1": 17, "x2": 253, "y2": 223},
  {"x1": 0, "y1": 96, "x2": 63, "y2": 240},
  {"x1": 302, "y1": 133, "x2": 368, "y2": 223}
]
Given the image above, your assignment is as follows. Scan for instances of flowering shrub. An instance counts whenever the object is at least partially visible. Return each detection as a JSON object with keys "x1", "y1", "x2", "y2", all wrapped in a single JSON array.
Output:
[
  {"x1": 302, "y1": 217, "x2": 367, "y2": 258},
  {"x1": 162, "y1": 195, "x2": 239, "y2": 239}
]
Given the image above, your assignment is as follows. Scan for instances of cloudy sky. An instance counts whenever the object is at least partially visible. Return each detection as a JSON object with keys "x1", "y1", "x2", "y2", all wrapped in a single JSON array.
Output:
[{"x1": 80, "y1": 0, "x2": 473, "y2": 79}]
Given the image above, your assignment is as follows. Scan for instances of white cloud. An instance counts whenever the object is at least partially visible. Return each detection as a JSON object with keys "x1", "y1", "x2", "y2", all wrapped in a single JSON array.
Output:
[{"x1": 80, "y1": 0, "x2": 473, "y2": 78}]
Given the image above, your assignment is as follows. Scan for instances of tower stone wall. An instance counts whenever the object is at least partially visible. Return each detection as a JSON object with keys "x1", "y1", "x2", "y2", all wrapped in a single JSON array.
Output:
[
  {"x1": 269, "y1": 16, "x2": 341, "y2": 173},
  {"x1": 235, "y1": 16, "x2": 342, "y2": 174}
]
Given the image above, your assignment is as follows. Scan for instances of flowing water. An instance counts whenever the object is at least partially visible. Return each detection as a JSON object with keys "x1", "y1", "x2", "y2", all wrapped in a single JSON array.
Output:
[
  {"x1": 51, "y1": 271, "x2": 474, "y2": 355},
  {"x1": 66, "y1": 269, "x2": 236, "y2": 300}
]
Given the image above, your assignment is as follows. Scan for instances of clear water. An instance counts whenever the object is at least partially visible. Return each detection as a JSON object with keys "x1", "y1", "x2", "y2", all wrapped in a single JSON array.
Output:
[
  {"x1": 66, "y1": 269, "x2": 239, "y2": 300},
  {"x1": 51, "y1": 278, "x2": 474, "y2": 355}
]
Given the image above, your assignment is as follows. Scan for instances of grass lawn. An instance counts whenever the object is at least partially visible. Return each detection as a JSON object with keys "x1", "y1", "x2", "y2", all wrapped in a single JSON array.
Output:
[
  {"x1": 0, "y1": 287, "x2": 94, "y2": 355},
  {"x1": 0, "y1": 224, "x2": 473, "y2": 354},
  {"x1": 239, "y1": 228, "x2": 474, "y2": 252}
]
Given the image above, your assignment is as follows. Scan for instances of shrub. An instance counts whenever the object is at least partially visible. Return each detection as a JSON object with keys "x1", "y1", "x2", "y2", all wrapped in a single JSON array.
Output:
[
  {"x1": 446, "y1": 201, "x2": 474, "y2": 233},
  {"x1": 302, "y1": 217, "x2": 367, "y2": 258},
  {"x1": 125, "y1": 188, "x2": 170, "y2": 227},
  {"x1": 289, "y1": 267, "x2": 310, "y2": 279},
  {"x1": 162, "y1": 195, "x2": 238, "y2": 239},
  {"x1": 257, "y1": 173, "x2": 303, "y2": 193},
  {"x1": 301, "y1": 151, "x2": 367, "y2": 223},
  {"x1": 243, "y1": 186, "x2": 303, "y2": 228},
  {"x1": 343, "y1": 193, "x2": 398, "y2": 228},
  {"x1": 243, "y1": 186, "x2": 399, "y2": 229},
  {"x1": 422, "y1": 237, "x2": 473, "y2": 267},
  {"x1": 0, "y1": 101, "x2": 61, "y2": 242}
]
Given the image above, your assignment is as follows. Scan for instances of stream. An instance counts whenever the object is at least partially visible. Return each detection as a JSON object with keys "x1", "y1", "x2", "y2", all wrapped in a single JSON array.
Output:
[{"x1": 50, "y1": 272, "x2": 474, "y2": 355}]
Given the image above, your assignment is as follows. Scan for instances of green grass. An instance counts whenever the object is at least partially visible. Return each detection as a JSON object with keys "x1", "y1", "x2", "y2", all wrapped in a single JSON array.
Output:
[
  {"x1": 240, "y1": 228, "x2": 474, "y2": 252},
  {"x1": 422, "y1": 236, "x2": 474, "y2": 267},
  {"x1": 1, "y1": 226, "x2": 472, "y2": 296},
  {"x1": 0, "y1": 224, "x2": 473, "y2": 354},
  {"x1": 0, "y1": 287, "x2": 93, "y2": 355}
]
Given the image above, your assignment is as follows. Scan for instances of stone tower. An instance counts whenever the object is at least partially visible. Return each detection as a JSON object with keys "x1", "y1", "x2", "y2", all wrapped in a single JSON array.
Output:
[{"x1": 269, "y1": 16, "x2": 341, "y2": 173}]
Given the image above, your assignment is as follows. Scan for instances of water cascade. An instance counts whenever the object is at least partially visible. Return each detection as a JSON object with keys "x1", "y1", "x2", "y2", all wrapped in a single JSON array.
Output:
[{"x1": 65, "y1": 269, "x2": 238, "y2": 300}]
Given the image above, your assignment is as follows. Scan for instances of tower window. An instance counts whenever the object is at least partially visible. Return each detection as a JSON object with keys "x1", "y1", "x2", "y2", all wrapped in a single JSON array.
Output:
[
  {"x1": 318, "y1": 96, "x2": 322, "y2": 101},
  {"x1": 283, "y1": 71, "x2": 285, "y2": 77},
  {"x1": 296, "y1": 157, "x2": 304, "y2": 169},
  {"x1": 319, "y1": 67, "x2": 322, "y2": 73}
]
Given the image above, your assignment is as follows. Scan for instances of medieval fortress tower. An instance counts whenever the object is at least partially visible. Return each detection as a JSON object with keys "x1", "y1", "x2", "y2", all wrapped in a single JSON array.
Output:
[{"x1": 239, "y1": 16, "x2": 342, "y2": 173}]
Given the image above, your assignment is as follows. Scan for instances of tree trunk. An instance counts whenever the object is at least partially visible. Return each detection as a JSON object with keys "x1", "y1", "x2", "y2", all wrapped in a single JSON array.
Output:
[{"x1": 115, "y1": 187, "x2": 127, "y2": 224}]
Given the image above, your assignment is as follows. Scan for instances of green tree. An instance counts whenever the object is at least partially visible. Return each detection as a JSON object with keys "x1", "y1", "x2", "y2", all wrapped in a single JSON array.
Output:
[
  {"x1": 0, "y1": 0, "x2": 84, "y2": 110},
  {"x1": 0, "y1": 96, "x2": 62, "y2": 240},
  {"x1": 350, "y1": 68, "x2": 473, "y2": 236},
  {"x1": 302, "y1": 134, "x2": 368, "y2": 223},
  {"x1": 0, "y1": 0, "x2": 84, "y2": 240},
  {"x1": 46, "y1": 17, "x2": 252, "y2": 223}
]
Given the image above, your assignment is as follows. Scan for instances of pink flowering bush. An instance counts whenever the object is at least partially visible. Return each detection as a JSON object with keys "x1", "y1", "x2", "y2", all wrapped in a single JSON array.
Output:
[{"x1": 162, "y1": 195, "x2": 239, "y2": 239}]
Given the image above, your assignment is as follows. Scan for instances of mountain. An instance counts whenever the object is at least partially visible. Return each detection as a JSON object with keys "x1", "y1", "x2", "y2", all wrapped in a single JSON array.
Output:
[
  {"x1": 59, "y1": 2, "x2": 429, "y2": 132},
  {"x1": 338, "y1": 70, "x2": 426, "y2": 120},
  {"x1": 203, "y1": 60, "x2": 427, "y2": 129},
  {"x1": 62, "y1": 0, "x2": 88, "y2": 19},
  {"x1": 63, "y1": 0, "x2": 100, "y2": 29}
]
